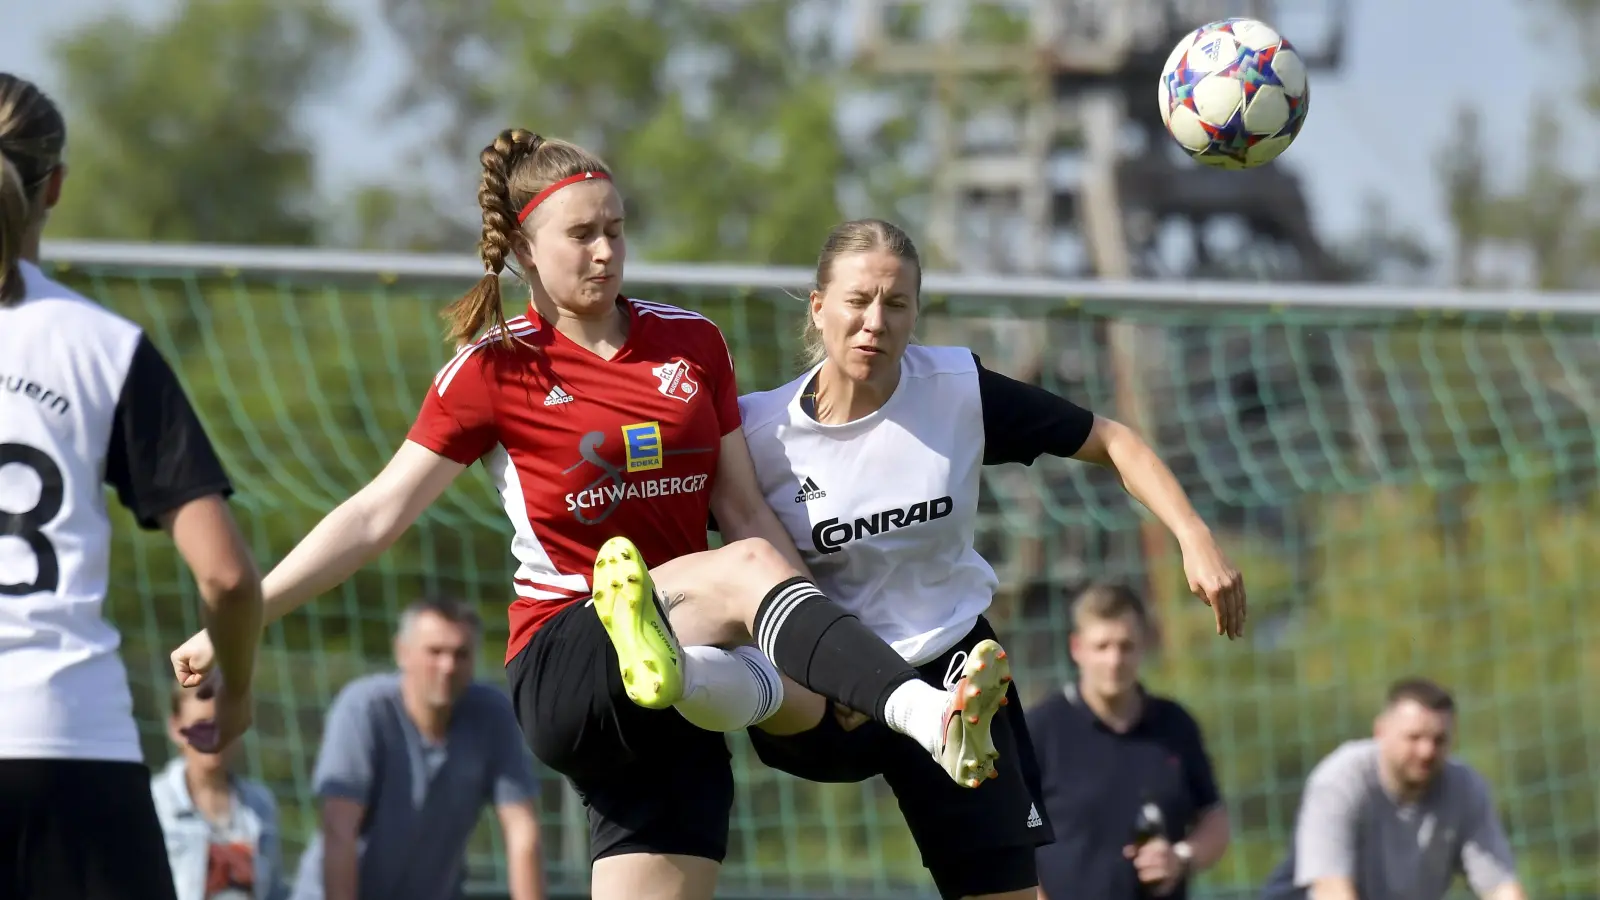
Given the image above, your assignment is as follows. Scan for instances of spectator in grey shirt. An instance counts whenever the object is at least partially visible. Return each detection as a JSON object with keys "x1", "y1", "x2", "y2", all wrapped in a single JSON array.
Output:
[
  {"x1": 1261, "y1": 677, "x2": 1526, "y2": 900},
  {"x1": 291, "y1": 598, "x2": 545, "y2": 900}
]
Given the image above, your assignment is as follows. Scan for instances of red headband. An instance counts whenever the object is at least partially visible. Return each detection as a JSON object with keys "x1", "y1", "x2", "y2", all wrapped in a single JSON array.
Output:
[{"x1": 516, "y1": 171, "x2": 612, "y2": 224}]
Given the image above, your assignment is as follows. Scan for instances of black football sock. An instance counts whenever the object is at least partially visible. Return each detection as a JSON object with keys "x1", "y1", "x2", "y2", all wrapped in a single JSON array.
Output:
[{"x1": 752, "y1": 576, "x2": 921, "y2": 723}]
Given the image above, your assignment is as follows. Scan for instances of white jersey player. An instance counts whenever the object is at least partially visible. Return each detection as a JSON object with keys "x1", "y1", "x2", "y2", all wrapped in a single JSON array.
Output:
[
  {"x1": 0, "y1": 72, "x2": 265, "y2": 900},
  {"x1": 732, "y1": 219, "x2": 1248, "y2": 900}
]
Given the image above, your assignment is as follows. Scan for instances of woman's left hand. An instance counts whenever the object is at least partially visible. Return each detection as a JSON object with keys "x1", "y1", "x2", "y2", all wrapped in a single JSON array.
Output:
[{"x1": 1181, "y1": 535, "x2": 1246, "y2": 639}]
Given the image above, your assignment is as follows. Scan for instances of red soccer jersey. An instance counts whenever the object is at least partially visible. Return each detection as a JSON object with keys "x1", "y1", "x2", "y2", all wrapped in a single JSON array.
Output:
[{"x1": 406, "y1": 298, "x2": 740, "y2": 663}]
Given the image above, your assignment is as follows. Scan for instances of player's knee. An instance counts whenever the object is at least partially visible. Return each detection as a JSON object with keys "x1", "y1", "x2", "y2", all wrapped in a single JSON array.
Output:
[
  {"x1": 713, "y1": 537, "x2": 798, "y2": 592},
  {"x1": 668, "y1": 539, "x2": 799, "y2": 628}
]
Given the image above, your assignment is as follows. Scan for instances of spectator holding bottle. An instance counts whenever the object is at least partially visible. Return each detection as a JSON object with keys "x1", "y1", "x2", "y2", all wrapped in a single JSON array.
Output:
[{"x1": 1026, "y1": 582, "x2": 1232, "y2": 899}]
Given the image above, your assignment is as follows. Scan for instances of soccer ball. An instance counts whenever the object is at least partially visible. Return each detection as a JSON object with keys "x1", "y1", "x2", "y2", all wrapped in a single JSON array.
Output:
[{"x1": 1158, "y1": 18, "x2": 1309, "y2": 169}]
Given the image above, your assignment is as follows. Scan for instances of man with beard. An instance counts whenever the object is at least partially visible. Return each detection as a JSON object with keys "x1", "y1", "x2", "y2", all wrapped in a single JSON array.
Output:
[
  {"x1": 1260, "y1": 677, "x2": 1526, "y2": 900},
  {"x1": 290, "y1": 598, "x2": 546, "y2": 900}
]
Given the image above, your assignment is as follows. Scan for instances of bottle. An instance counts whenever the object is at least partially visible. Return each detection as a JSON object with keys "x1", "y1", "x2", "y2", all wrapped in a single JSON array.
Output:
[
  {"x1": 1131, "y1": 794, "x2": 1167, "y2": 897},
  {"x1": 1132, "y1": 794, "x2": 1166, "y2": 846}
]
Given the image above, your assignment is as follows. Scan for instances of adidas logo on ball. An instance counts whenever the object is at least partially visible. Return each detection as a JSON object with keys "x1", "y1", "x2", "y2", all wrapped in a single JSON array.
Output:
[{"x1": 1158, "y1": 17, "x2": 1310, "y2": 171}]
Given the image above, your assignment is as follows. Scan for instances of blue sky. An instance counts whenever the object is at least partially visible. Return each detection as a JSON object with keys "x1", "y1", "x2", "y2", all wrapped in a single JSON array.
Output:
[{"x1": 3, "y1": 0, "x2": 1588, "y2": 265}]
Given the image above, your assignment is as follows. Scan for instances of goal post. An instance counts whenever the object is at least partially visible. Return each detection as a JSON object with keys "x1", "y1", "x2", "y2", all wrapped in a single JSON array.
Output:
[{"x1": 38, "y1": 239, "x2": 1600, "y2": 898}]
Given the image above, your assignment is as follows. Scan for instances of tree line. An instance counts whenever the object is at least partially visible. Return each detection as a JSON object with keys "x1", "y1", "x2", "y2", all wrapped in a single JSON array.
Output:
[{"x1": 33, "y1": 0, "x2": 1600, "y2": 288}]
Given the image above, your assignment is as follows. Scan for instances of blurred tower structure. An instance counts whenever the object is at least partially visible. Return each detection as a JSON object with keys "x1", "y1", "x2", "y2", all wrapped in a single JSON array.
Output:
[
  {"x1": 850, "y1": 0, "x2": 1349, "y2": 281},
  {"x1": 850, "y1": 0, "x2": 1351, "y2": 636}
]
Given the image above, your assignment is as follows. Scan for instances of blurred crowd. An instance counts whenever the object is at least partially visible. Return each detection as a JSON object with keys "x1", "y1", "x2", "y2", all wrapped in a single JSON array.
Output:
[{"x1": 148, "y1": 588, "x2": 1524, "y2": 900}]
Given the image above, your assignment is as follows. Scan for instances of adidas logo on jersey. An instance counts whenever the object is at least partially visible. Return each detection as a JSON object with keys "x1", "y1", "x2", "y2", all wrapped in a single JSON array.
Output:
[
  {"x1": 1026, "y1": 803, "x2": 1043, "y2": 829},
  {"x1": 794, "y1": 476, "x2": 826, "y2": 503},
  {"x1": 544, "y1": 385, "x2": 574, "y2": 406}
]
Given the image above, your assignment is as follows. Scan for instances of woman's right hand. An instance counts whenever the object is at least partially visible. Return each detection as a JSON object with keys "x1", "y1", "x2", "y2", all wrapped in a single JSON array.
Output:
[{"x1": 171, "y1": 629, "x2": 217, "y2": 688}]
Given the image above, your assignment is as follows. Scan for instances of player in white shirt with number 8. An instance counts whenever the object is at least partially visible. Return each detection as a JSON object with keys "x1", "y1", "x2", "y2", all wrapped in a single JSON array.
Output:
[{"x1": 0, "y1": 72, "x2": 266, "y2": 900}]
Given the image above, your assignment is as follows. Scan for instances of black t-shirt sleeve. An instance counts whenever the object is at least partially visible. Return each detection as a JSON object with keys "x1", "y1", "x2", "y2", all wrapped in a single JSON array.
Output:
[
  {"x1": 1176, "y1": 706, "x2": 1223, "y2": 813},
  {"x1": 974, "y1": 352, "x2": 1097, "y2": 466},
  {"x1": 1024, "y1": 692, "x2": 1069, "y2": 755},
  {"x1": 104, "y1": 334, "x2": 234, "y2": 530}
]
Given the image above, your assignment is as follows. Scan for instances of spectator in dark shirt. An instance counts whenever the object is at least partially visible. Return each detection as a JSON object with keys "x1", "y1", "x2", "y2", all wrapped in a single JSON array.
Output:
[{"x1": 1029, "y1": 583, "x2": 1231, "y2": 899}]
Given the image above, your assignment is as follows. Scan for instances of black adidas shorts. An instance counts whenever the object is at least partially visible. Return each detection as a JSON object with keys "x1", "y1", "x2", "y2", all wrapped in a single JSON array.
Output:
[
  {"x1": 748, "y1": 617, "x2": 1053, "y2": 899},
  {"x1": 508, "y1": 598, "x2": 735, "y2": 864},
  {"x1": 0, "y1": 758, "x2": 178, "y2": 900}
]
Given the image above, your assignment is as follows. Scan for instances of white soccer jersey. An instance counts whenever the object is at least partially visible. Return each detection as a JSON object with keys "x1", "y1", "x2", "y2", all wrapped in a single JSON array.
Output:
[
  {"x1": 739, "y1": 344, "x2": 1096, "y2": 665},
  {"x1": 0, "y1": 260, "x2": 232, "y2": 762}
]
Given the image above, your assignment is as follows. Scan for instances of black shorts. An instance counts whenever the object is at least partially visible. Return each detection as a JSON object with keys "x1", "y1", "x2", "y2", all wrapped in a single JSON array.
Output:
[
  {"x1": 507, "y1": 598, "x2": 735, "y2": 864},
  {"x1": 748, "y1": 617, "x2": 1053, "y2": 899},
  {"x1": 0, "y1": 758, "x2": 178, "y2": 900}
]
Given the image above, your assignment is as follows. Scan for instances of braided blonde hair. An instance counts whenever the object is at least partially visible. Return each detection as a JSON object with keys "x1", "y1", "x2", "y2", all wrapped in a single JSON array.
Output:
[{"x1": 440, "y1": 128, "x2": 613, "y2": 348}]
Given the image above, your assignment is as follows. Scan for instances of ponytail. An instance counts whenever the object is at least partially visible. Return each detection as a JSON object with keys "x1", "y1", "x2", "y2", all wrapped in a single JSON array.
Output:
[
  {"x1": 441, "y1": 272, "x2": 505, "y2": 350},
  {"x1": 0, "y1": 73, "x2": 68, "y2": 308},
  {"x1": 440, "y1": 128, "x2": 544, "y2": 349},
  {"x1": 0, "y1": 153, "x2": 27, "y2": 306}
]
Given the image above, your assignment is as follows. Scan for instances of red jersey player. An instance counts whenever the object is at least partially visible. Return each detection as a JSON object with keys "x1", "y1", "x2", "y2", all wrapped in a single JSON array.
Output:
[
  {"x1": 169, "y1": 129, "x2": 1008, "y2": 900},
  {"x1": 407, "y1": 295, "x2": 739, "y2": 663}
]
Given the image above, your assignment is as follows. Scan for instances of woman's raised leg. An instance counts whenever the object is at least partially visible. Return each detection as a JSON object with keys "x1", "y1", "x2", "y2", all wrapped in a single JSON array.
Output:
[{"x1": 590, "y1": 535, "x2": 1009, "y2": 787}]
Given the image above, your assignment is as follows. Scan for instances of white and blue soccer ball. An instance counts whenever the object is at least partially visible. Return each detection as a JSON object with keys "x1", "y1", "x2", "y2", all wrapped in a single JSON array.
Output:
[{"x1": 1158, "y1": 18, "x2": 1309, "y2": 170}]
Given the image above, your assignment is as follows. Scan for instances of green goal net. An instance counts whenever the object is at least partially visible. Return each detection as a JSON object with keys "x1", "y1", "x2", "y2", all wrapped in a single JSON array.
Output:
[{"x1": 38, "y1": 246, "x2": 1600, "y2": 898}]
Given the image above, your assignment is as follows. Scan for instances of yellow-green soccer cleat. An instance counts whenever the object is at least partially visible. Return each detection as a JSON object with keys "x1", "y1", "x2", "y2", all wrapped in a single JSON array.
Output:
[
  {"x1": 937, "y1": 638, "x2": 1012, "y2": 788},
  {"x1": 591, "y1": 536, "x2": 685, "y2": 710}
]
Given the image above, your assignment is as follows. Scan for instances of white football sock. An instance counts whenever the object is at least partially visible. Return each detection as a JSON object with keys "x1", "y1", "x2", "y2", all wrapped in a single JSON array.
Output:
[
  {"x1": 672, "y1": 645, "x2": 785, "y2": 732},
  {"x1": 882, "y1": 678, "x2": 950, "y2": 755}
]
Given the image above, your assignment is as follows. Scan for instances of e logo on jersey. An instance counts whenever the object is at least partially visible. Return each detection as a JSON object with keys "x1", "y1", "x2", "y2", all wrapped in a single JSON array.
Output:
[
  {"x1": 622, "y1": 421, "x2": 663, "y2": 472},
  {"x1": 811, "y1": 496, "x2": 955, "y2": 555},
  {"x1": 652, "y1": 359, "x2": 700, "y2": 403}
]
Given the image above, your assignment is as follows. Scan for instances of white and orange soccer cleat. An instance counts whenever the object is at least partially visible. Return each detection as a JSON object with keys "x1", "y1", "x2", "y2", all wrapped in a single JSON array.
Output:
[{"x1": 935, "y1": 638, "x2": 1012, "y2": 788}]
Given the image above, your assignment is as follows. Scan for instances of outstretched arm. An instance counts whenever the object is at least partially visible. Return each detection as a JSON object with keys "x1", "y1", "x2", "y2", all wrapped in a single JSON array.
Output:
[
  {"x1": 1068, "y1": 416, "x2": 1245, "y2": 637},
  {"x1": 974, "y1": 356, "x2": 1244, "y2": 637},
  {"x1": 171, "y1": 441, "x2": 467, "y2": 687},
  {"x1": 258, "y1": 441, "x2": 464, "y2": 622},
  {"x1": 1069, "y1": 417, "x2": 1210, "y2": 544},
  {"x1": 172, "y1": 336, "x2": 499, "y2": 686}
]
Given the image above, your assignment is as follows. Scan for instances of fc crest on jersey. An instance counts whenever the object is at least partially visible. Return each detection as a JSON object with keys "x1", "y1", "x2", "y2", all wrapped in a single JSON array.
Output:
[{"x1": 651, "y1": 359, "x2": 700, "y2": 403}]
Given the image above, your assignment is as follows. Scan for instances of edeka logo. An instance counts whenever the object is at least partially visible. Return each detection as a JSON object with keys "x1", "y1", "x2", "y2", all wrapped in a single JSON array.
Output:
[
  {"x1": 622, "y1": 421, "x2": 663, "y2": 472},
  {"x1": 811, "y1": 496, "x2": 954, "y2": 554},
  {"x1": 561, "y1": 426, "x2": 713, "y2": 525}
]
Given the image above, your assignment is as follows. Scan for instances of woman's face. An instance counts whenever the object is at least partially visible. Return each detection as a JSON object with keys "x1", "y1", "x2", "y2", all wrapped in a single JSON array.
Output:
[
  {"x1": 810, "y1": 249, "x2": 919, "y2": 383},
  {"x1": 518, "y1": 179, "x2": 626, "y2": 317}
]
